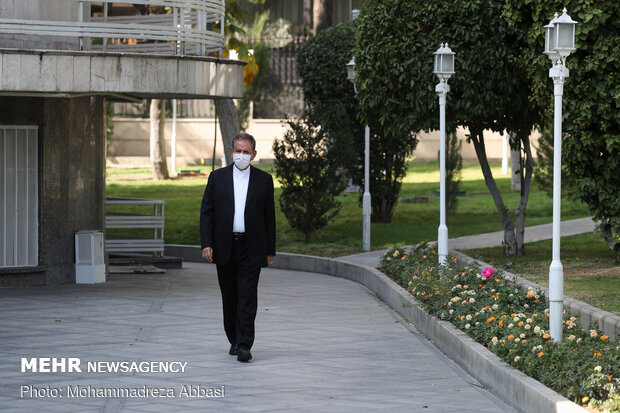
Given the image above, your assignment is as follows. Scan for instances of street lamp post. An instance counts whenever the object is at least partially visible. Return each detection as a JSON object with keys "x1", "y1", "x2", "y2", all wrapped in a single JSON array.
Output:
[
  {"x1": 347, "y1": 57, "x2": 371, "y2": 252},
  {"x1": 433, "y1": 43, "x2": 455, "y2": 265},
  {"x1": 543, "y1": 8, "x2": 577, "y2": 344}
]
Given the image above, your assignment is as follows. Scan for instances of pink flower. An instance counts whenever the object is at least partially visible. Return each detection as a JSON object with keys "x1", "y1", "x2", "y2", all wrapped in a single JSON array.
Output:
[{"x1": 482, "y1": 267, "x2": 494, "y2": 280}]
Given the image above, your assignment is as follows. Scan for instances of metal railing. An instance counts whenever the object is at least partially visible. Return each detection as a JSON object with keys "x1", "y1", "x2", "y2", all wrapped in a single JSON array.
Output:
[{"x1": 0, "y1": 0, "x2": 225, "y2": 56}]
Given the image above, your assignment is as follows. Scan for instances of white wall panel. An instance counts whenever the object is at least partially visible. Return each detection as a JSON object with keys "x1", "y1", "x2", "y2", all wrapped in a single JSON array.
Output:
[{"x1": 0, "y1": 125, "x2": 38, "y2": 267}]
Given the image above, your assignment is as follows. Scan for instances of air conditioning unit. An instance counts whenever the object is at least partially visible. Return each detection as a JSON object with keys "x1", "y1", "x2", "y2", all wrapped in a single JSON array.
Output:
[{"x1": 75, "y1": 231, "x2": 106, "y2": 284}]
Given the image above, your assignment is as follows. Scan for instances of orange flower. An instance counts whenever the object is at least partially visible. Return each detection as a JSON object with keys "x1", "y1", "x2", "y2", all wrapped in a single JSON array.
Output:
[
  {"x1": 518, "y1": 321, "x2": 524, "y2": 327},
  {"x1": 487, "y1": 317, "x2": 496, "y2": 323},
  {"x1": 507, "y1": 335, "x2": 514, "y2": 340},
  {"x1": 593, "y1": 352, "x2": 602, "y2": 357},
  {"x1": 601, "y1": 336, "x2": 608, "y2": 341},
  {"x1": 608, "y1": 376, "x2": 613, "y2": 382},
  {"x1": 543, "y1": 333, "x2": 550, "y2": 339},
  {"x1": 582, "y1": 396, "x2": 590, "y2": 404},
  {"x1": 499, "y1": 321, "x2": 504, "y2": 327},
  {"x1": 537, "y1": 352, "x2": 544, "y2": 357}
]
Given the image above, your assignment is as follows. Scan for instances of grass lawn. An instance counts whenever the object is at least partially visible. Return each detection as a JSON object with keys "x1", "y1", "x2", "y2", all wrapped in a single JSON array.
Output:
[
  {"x1": 461, "y1": 233, "x2": 620, "y2": 315},
  {"x1": 106, "y1": 160, "x2": 590, "y2": 257},
  {"x1": 106, "y1": 161, "x2": 620, "y2": 313}
]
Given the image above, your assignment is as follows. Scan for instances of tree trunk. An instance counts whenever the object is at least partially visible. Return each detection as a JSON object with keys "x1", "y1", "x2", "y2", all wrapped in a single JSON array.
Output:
[
  {"x1": 303, "y1": 0, "x2": 313, "y2": 33},
  {"x1": 511, "y1": 147, "x2": 521, "y2": 191},
  {"x1": 215, "y1": 98, "x2": 238, "y2": 167},
  {"x1": 313, "y1": 0, "x2": 333, "y2": 34},
  {"x1": 469, "y1": 126, "x2": 517, "y2": 255},
  {"x1": 150, "y1": 99, "x2": 169, "y2": 180},
  {"x1": 514, "y1": 133, "x2": 534, "y2": 256}
]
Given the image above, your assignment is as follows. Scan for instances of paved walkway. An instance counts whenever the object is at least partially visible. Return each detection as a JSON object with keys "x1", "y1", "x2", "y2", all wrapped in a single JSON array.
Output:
[
  {"x1": 338, "y1": 217, "x2": 595, "y2": 268},
  {"x1": 0, "y1": 262, "x2": 514, "y2": 412}
]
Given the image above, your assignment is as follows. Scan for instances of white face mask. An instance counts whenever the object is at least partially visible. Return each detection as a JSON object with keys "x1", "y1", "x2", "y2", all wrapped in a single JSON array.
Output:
[{"x1": 233, "y1": 153, "x2": 252, "y2": 170}]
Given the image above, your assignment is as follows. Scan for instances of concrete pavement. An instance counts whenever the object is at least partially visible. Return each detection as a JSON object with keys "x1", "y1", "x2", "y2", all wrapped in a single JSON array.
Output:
[
  {"x1": 0, "y1": 262, "x2": 514, "y2": 412},
  {"x1": 338, "y1": 217, "x2": 596, "y2": 268},
  {"x1": 448, "y1": 217, "x2": 596, "y2": 250}
]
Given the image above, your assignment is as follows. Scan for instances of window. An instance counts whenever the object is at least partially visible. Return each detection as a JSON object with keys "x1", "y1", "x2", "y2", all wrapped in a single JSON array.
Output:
[{"x1": 0, "y1": 126, "x2": 38, "y2": 267}]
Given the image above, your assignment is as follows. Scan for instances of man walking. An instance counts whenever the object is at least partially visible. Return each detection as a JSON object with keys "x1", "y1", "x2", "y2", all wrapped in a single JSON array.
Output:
[{"x1": 200, "y1": 133, "x2": 276, "y2": 362}]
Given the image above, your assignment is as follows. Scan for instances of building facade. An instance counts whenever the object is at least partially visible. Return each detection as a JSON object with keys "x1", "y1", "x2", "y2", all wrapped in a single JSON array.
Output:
[{"x1": 0, "y1": 0, "x2": 244, "y2": 286}]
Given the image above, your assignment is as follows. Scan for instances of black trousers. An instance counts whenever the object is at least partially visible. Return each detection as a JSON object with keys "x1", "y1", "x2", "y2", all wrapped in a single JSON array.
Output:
[{"x1": 215, "y1": 238, "x2": 261, "y2": 349}]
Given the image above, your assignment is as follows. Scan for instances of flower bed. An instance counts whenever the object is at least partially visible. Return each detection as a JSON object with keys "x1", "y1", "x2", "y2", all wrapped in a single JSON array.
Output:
[{"x1": 380, "y1": 243, "x2": 619, "y2": 412}]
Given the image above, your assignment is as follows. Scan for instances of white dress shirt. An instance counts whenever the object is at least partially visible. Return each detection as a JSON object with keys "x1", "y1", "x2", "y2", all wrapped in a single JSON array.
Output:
[{"x1": 232, "y1": 165, "x2": 250, "y2": 233}]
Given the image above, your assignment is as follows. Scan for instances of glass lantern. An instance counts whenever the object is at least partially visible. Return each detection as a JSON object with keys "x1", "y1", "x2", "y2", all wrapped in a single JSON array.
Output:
[
  {"x1": 434, "y1": 43, "x2": 455, "y2": 80},
  {"x1": 346, "y1": 57, "x2": 356, "y2": 92},
  {"x1": 346, "y1": 57, "x2": 355, "y2": 83},
  {"x1": 543, "y1": 15, "x2": 559, "y2": 62},
  {"x1": 553, "y1": 8, "x2": 577, "y2": 57}
]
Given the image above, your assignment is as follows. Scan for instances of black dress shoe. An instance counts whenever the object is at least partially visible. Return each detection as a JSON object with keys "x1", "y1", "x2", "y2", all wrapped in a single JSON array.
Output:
[
  {"x1": 237, "y1": 346, "x2": 252, "y2": 362},
  {"x1": 229, "y1": 345, "x2": 238, "y2": 356}
]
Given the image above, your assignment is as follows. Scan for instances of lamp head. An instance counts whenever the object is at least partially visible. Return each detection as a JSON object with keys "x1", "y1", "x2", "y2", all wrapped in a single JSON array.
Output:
[
  {"x1": 346, "y1": 57, "x2": 356, "y2": 84},
  {"x1": 553, "y1": 7, "x2": 577, "y2": 57},
  {"x1": 434, "y1": 43, "x2": 455, "y2": 81},
  {"x1": 543, "y1": 14, "x2": 560, "y2": 62},
  {"x1": 346, "y1": 57, "x2": 357, "y2": 93}
]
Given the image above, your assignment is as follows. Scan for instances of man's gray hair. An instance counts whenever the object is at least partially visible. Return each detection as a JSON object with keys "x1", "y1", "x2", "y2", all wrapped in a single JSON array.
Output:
[{"x1": 232, "y1": 133, "x2": 256, "y2": 151}]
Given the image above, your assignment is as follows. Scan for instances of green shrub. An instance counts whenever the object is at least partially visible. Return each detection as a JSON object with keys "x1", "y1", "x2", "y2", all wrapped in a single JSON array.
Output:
[
  {"x1": 273, "y1": 112, "x2": 348, "y2": 242},
  {"x1": 381, "y1": 244, "x2": 619, "y2": 407}
]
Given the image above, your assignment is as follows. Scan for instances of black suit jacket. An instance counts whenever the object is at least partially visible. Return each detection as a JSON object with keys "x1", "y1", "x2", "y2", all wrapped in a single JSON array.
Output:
[{"x1": 200, "y1": 165, "x2": 276, "y2": 267}]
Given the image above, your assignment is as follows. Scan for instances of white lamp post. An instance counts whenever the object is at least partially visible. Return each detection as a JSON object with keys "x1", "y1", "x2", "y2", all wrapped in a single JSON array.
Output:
[
  {"x1": 347, "y1": 57, "x2": 371, "y2": 252},
  {"x1": 433, "y1": 43, "x2": 455, "y2": 265},
  {"x1": 544, "y1": 8, "x2": 577, "y2": 344},
  {"x1": 171, "y1": 99, "x2": 178, "y2": 177}
]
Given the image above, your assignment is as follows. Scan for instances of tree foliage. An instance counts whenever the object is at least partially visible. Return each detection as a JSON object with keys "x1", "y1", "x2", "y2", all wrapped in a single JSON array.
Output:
[
  {"x1": 503, "y1": 0, "x2": 620, "y2": 260},
  {"x1": 356, "y1": 0, "x2": 539, "y2": 254},
  {"x1": 298, "y1": 20, "x2": 416, "y2": 223},
  {"x1": 297, "y1": 20, "x2": 360, "y2": 175},
  {"x1": 273, "y1": 112, "x2": 348, "y2": 242}
]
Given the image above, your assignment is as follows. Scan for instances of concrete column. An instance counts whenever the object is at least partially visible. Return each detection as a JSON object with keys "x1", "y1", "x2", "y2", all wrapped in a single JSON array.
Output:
[{"x1": 40, "y1": 96, "x2": 106, "y2": 284}]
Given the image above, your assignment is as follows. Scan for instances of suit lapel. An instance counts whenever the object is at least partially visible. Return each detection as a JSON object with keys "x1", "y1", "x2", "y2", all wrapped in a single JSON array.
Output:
[
  {"x1": 225, "y1": 164, "x2": 234, "y2": 208},
  {"x1": 245, "y1": 166, "x2": 257, "y2": 214}
]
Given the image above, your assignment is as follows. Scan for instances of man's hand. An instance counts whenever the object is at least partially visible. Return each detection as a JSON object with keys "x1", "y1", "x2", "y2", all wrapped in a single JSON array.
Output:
[
  {"x1": 202, "y1": 247, "x2": 213, "y2": 263},
  {"x1": 267, "y1": 255, "x2": 275, "y2": 266}
]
